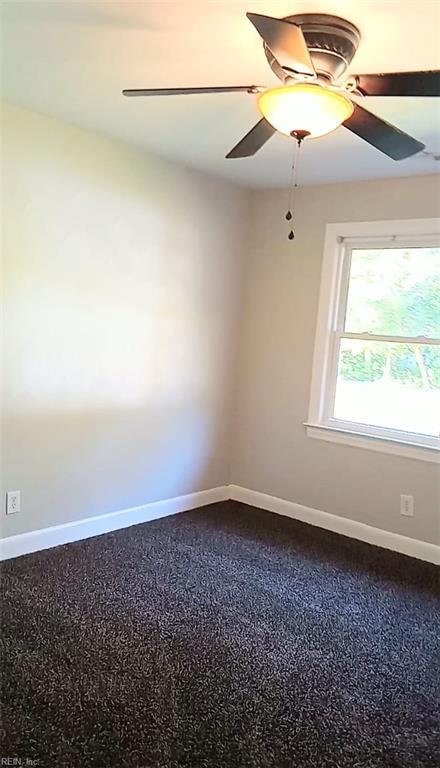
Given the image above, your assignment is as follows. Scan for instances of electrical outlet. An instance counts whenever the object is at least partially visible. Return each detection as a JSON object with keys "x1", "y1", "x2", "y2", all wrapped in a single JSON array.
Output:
[
  {"x1": 6, "y1": 490, "x2": 21, "y2": 515},
  {"x1": 400, "y1": 494, "x2": 414, "y2": 517}
]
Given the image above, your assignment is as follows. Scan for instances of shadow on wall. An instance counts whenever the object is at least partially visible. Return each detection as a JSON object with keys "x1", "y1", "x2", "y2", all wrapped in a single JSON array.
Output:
[{"x1": 2, "y1": 403, "x2": 227, "y2": 534}]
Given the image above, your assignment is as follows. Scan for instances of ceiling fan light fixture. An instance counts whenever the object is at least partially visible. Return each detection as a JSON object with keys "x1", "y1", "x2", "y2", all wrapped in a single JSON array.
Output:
[{"x1": 257, "y1": 83, "x2": 354, "y2": 139}]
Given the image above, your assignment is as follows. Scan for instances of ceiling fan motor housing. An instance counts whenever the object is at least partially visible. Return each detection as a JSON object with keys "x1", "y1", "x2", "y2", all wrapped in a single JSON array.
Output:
[{"x1": 267, "y1": 14, "x2": 361, "y2": 83}]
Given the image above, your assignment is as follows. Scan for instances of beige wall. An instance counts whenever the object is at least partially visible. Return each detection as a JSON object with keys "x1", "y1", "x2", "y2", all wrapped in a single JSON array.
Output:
[
  {"x1": 1, "y1": 103, "x2": 248, "y2": 537},
  {"x1": 2, "y1": 103, "x2": 439, "y2": 547},
  {"x1": 231, "y1": 176, "x2": 440, "y2": 546}
]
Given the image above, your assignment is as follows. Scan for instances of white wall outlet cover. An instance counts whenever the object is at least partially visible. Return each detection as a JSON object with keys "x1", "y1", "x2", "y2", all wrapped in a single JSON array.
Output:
[
  {"x1": 400, "y1": 494, "x2": 414, "y2": 517},
  {"x1": 6, "y1": 490, "x2": 21, "y2": 515}
]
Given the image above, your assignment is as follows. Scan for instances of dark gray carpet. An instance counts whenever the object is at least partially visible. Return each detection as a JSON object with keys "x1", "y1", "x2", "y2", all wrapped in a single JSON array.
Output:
[{"x1": 1, "y1": 501, "x2": 439, "y2": 768}]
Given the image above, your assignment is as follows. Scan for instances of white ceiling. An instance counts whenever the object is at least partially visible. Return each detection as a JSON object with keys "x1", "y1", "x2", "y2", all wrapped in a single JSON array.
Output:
[{"x1": 2, "y1": 0, "x2": 440, "y2": 187}]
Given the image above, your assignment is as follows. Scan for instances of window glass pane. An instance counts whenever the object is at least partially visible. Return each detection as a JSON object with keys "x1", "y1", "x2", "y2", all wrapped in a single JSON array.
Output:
[
  {"x1": 344, "y1": 247, "x2": 440, "y2": 338},
  {"x1": 333, "y1": 339, "x2": 440, "y2": 436}
]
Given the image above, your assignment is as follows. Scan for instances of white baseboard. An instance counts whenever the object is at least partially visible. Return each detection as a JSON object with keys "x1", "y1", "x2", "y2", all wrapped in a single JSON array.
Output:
[
  {"x1": 229, "y1": 485, "x2": 440, "y2": 565},
  {"x1": 0, "y1": 486, "x2": 228, "y2": 561},
  {"x1": 2, "y1": 483, "x2": 438, "y2": 565}
]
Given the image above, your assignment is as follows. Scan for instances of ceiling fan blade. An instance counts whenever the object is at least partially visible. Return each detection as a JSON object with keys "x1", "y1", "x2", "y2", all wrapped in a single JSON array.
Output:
[
  {"x1": 343, "y1": 103, "x2": 425, "y2": 160},
  {"x1": 246, "y1": 13, "x2": 315, "y2": 77},
  {"x1": 122, "y1": 86, "x2": 263, "y2": 97},
  {"x1": 226, "y1": 118, "x2": 276, "y2": 158},
  {"x1": 353, "y1": 70, "x2": 440, "y2": 97}
]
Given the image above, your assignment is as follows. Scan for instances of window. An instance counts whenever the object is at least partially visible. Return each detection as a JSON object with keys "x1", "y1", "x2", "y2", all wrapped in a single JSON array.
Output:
[{"x1": 307, "y1": 218, "x2": 440, "y2": 462}]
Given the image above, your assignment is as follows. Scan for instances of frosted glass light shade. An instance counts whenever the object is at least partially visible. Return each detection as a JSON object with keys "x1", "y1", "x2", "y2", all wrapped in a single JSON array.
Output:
[{"x1": 257, "y1": 83, "x2": 354, "y2": 139}]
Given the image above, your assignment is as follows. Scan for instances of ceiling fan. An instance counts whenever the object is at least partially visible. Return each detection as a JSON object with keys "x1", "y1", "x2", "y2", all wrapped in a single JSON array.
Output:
[{"x1": 122, "y1": 11, "x2": 440, "y2": 161}]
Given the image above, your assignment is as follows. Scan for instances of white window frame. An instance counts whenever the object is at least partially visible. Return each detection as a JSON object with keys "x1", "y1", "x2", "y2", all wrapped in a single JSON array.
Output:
[{"x1": 306, "y1": 217, "x2": 440, "y2": 464}]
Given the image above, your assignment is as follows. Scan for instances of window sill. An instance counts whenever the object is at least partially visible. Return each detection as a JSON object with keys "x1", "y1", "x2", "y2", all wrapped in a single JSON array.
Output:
[{"x1": 304, "y1": 423, "x2": 440, "y2": 463}]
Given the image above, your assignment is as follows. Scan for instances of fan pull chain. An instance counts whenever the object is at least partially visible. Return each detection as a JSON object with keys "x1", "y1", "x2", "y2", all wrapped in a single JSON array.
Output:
[
  {"x1": 285, "y1": 143, "x2": 296, "y2": 239},
  {"x1": 285, "y1": 134, "x2": 305, "y2": 241}
]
